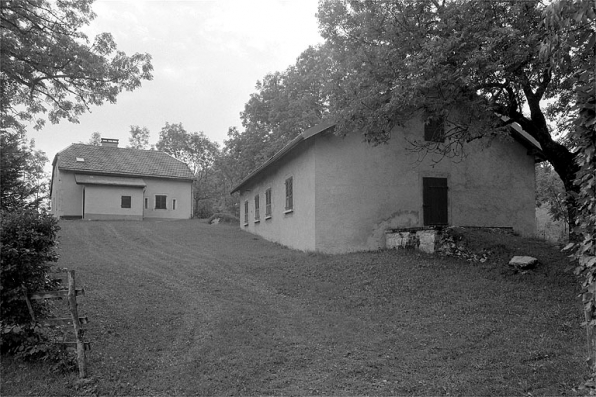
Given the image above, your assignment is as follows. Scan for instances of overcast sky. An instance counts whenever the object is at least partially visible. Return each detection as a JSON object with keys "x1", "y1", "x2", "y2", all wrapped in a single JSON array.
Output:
[{"x1": 29, "y1": 0, "x2": 323, "y2": 164}]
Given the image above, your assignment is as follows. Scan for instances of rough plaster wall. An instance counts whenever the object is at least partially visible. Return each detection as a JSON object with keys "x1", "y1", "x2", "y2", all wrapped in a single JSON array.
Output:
[
  {"x1": 450, "y1": 139, "x2": 536, "y2": 235},
  {"x1": 313, "y1": 118, "x2": 537, "y2": 253},
  {"x1": 238, "y1": 140, "x2": 316, "y2": 251},
  {"x1": 314, "y1": 129, "x2": 426, "y2": 253}
]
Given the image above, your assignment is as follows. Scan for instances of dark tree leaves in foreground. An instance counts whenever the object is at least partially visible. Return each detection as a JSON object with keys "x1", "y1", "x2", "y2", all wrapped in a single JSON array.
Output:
[
  {"x1": 0, "y1": 0, "x2": 153, "y2": 134},
  {"x1": 544, "y1": 0, "x2": 596, "y2": 384}
]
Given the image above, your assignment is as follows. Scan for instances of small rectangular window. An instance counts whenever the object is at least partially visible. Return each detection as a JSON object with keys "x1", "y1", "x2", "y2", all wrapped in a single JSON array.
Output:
[
  {"x1": 172, "y1": 199, "x2": 177, "y2": 210},
  {"x1": 265, "y1": 188, "x2": 272, "y2": 218},
  {"x1": 145, "y1": 197, "x2": 148, "y2": 209},
  {"x1": 285, "y1": 177, "x2": 293, "y2": 211},
  {"x1": 424, "y1": 117, "x2": 445, "y2": 143},
  {"x1": 244, "y1": 200, "x2": 249, "y2": 225},
  {"x1": 155, "y1": 195, "x2": 167, "y2": 210},
  {"x1": 254, "y1": 195, "x2": 260, "y2": 221},
  {"x1": 121, "y1": 196, "x2": 131, "y2": 209}
]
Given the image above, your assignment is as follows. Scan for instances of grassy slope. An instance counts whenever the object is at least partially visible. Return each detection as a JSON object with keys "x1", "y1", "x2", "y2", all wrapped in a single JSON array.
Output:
[{"x1": 0, "y1": 220, "x2": 586, "y2": 396}]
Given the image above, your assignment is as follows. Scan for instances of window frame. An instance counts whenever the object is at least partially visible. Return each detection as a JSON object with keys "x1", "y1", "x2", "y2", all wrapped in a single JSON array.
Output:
[
  {"x1": 121, "y1": 195, "x2": 132, "y2": 209},
  {"x1": 155, "y1": 195, "x2": 167, "y2": 210},
  {"x1": 254, "y1": 194, "x2": 260, "y2": 222},
  {"x1": 424, "y1": 117, "x2": 446, "y2": 143},
  {"x1": 285, "y1": 177, "x2": 293, "y2": 212},
  {"x1": 265, "y1": 188, "x2": 272, "y2": 219},
  {"x1": 244, "y1": 200, "x2": 249, "y2": 226}
]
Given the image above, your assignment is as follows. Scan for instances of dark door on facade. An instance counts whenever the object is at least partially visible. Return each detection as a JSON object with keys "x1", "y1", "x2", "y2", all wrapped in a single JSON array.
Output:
[{"x1": 423, "y1": 177, "x2": 448, "y2": 226}]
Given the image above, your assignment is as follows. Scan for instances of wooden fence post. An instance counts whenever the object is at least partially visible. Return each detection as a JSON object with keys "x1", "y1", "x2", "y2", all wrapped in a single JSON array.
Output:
[{"x1": 67, "y1": 270, "x2": 87, "y2": 378}]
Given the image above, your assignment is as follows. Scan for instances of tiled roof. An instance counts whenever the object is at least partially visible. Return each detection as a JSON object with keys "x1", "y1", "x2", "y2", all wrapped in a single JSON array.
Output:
[{"x1": 54, "y1": 144, "x2": 194, "y2": 180}]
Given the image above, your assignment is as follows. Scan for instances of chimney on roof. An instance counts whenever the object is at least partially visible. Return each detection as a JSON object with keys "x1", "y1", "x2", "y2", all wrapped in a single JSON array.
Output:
[{"x1": 101, "y1": 138, "x2": 119, "y2": 147}]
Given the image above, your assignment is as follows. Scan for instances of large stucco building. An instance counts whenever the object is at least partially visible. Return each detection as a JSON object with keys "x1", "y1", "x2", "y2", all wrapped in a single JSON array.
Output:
[
  {"x1": 231, "y1": 118, "x2": 543, "y2": 254},
  {"x1": 50, "y1": 139, "x2": 194, "y2": 220}
]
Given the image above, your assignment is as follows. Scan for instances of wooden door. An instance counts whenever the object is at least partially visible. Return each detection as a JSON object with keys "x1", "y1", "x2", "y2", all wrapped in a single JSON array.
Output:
[{"x1": 423, "y1": 177, "x2": 448, "y2": 226}]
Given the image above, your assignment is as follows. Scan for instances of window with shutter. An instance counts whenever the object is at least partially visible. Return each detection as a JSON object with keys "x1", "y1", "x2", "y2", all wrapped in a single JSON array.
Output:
[{"x1": 285, "y1": 177, "x2": 293, "y2": 211}]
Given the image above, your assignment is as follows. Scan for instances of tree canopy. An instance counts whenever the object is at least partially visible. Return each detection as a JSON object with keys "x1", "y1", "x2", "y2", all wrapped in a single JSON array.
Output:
[
  {"x1": 128, "y1": 125, "x2": 150, "y2": 150},
  {"x1": 224, "y1": 44, "x2": 333, "y2": 183},
  {"x1": 0, "y1": 134, "x2": 48, "y2": 211},
  {"x1": 0, "y1": 0, "x2": 153, "y2": 134},
  {"x1": 316, "y1": 0, "x2": 587, "y2": 194}
]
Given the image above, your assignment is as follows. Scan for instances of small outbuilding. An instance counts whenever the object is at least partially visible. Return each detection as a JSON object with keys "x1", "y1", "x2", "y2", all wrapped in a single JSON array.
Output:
[
  {"x1": 231, "y1": 118, "x2": 544, "y2": 254},
  {"x1": 50, "y1": 138, "x2": 194, "y2": 220}
]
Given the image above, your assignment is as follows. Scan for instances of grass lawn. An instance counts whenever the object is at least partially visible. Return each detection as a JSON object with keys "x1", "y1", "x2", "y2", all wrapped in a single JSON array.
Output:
[{"x1": 1, "y1": 220, "x2": 588, "y2": 396}]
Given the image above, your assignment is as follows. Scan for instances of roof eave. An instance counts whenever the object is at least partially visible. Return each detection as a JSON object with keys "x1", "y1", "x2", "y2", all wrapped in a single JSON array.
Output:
[
  {"x1": 230, "y1": 121, "x2": 335, "y2": 194},
  {"x1": 58, "y1": 167, "x2": 194, "y2": 181}
]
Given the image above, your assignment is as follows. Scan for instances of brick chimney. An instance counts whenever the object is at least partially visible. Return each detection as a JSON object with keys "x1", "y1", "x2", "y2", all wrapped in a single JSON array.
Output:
[{"x1": 101, "y1": 138, "x2": 119, "y2": 147}]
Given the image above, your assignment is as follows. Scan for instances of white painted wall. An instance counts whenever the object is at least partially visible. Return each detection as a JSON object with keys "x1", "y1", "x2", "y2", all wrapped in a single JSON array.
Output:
[
  {"x1": 238, "y1": 139, "x2": 317, "y2": 251},
  {"x1": 84, "y1": 185, "x2": 144, "y2": 220},
  {"x1": 142, "y1": 177, "x2": 193, "y2": 220},
  {"x1": 50, "y1": 169, "x2": 192, "y2": 220}
]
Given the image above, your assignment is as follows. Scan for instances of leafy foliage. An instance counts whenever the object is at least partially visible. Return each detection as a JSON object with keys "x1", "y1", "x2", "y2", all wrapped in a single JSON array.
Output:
[
  {"x1": 536, "y1": 163, "x2": 568, "y2": 224},
  {"x1": 224, "y1": 45, "x2": 332, "y2": 183},
  {"x1": 1, "y1": 323, "x2": 77, "y2": 373},
  {"x1": 0, "y1": 132, "x2": 49, "y2": 211},
  {"x1": 128, "y1": 125, "x2": 151, "y2": 150},
  {"x1": 156, "y1": 122, "x2": 221, "y2": 217},
  {"x1": 540, "y1": 0, "x2": 596, "y2": 388},
  {"x1": 0, "y1": 209, "x2": 60, "y2": 325},
  {"x1": 86, "y1": 131, "x2": 101, "y2": 146},
  {"x1": 0, "y1": 0, "x2": 153, "y2": 134}
]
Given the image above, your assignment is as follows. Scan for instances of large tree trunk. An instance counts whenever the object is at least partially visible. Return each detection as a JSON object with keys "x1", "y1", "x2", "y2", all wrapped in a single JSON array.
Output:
[{"x1": 509, "y1": 96, "x2": 579, "y2": 238}]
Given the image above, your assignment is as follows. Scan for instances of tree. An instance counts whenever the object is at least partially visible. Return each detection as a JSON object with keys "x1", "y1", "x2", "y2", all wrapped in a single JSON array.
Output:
[
  {"x1": 0, "y1": 133, "x2": 48, "y2": 211},
  {"x1": 536, "y1": 163, "x2": 568, "y2": 226},
  {"x1": 316, "y1": 0, "x2": 586, "y2": 226},
  {"x1": 128, "y1": 125, "x2": 150, "y2": 149},
  {"x1": 542, "y1": 0, "x2": 595, "y2": 382},
  {"x1": 225, "y1": 45, "x2": 333, "y2": 182},
  {"x1": 87, "y1": 131, "x2": 101, "y2": 145},
  {"x1": 22, "y1": 139, "x2": 49, "y2": 210},
  {"x1": 0, "y1": 0, "x2": 153, "y2": 134},
  {"x1": 156, "y1": 123, "x2": 220, "y2": 216}
]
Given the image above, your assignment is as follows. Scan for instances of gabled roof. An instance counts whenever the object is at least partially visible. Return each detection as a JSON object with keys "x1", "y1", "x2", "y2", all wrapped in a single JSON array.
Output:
[
  {"x1": 53, "y1": 144, "x2": 194, "y2": 180},
  {"x1": 230, "y1": 118, "x2": 545, "y2": 195},
  {"x1": 230, "y1": 120, "x2": 335, "y2": 194}
]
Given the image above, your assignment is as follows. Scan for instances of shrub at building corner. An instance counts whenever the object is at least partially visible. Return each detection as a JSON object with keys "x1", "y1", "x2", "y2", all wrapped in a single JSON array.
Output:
[{"x1": 0, "y1": 209, "x2": 60, "y2": 353}]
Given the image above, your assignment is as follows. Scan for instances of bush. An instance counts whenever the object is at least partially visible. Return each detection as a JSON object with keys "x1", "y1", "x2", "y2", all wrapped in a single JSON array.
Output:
[
  {"x1": 207, "y1": 212, "x2": 240, "y2": 225},
  {"x1": 1, "y1": 323, "x2": 77, "y2": 372},
  {"x1": 0, "y1": 209, "x2": 60, "y2": 325}
]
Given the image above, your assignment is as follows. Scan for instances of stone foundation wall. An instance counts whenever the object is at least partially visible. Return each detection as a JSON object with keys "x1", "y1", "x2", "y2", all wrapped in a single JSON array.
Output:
[{"x1": 385, "y1": 229, "x2": 439, "y2": 254}]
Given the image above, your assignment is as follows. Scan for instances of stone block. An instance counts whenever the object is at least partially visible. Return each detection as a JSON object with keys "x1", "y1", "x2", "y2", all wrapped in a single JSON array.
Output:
[{"x1": 509, "y1": 256, "x2": 538, "y2": 269}]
